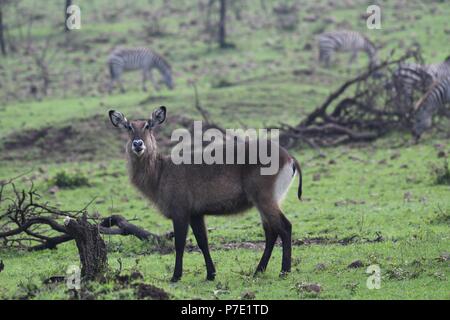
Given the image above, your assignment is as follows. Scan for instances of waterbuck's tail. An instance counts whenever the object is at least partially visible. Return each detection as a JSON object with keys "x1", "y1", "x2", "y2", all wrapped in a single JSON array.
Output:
[{"x1": 292, "y1": 157, "x2": 302, "y2": 200}]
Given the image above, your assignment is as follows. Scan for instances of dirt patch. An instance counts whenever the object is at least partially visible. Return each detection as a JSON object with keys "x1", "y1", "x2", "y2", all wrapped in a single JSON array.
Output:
[
  {"x1": 114, "y1": 271, "x2": 170, "y2": 300},
  {"x1": 0, "y1": 113, "x2": 193, "y2": 163},
  {"x1": 136, "y1": 283, "x2": 170, "y2": 300},
  {"x1": 0, "y1": 115, "x2": 124, "y2": 162},
  {"x1": 115, "y1": 271, "x2": 144, "y2": 285},
  {"x1": 181, "y1": 233, "x2": 386, "y2": 253}
]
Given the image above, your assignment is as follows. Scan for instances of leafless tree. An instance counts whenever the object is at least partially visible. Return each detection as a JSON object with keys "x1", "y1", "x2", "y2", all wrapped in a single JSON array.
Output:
[
  {"x1": 0, "y1": 173, "x2": 176, "y2": 279},
  {"x1": 0, "y1": 0, "x2": 14, "y2": 56},
  {"x1": 201, "y1": 0, "x2": 233, "y2": 49},
  {"x1": 218, "y1": 0, "x2": 227, "y2": 48},
  {"x1": 64, "y1": 0, "x2": 73, "y2": 32},
  {"x1": 0, "y1": 5, "x2": 6, "y2": 55},
  {"x1": 0, "y1": 176, "x2": 164, "y2": 247}
]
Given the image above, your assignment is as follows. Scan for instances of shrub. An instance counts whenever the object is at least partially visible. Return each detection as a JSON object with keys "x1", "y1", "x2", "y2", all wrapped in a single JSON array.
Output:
[
  {"x1": 432, "y1": 159, "x2": 450, "y2": 185},
  {"x1": 53, "y1": 171, "x2": 90, "y2": 189},
  {"x1": 211, "y1": 78, "x2": 234, "y2": 89}
]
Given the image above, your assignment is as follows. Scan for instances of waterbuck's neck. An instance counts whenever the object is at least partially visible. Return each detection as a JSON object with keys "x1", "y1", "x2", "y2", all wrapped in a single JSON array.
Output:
[{"x1": 126, "y1": 146, "x2": 164, "y2": 203}]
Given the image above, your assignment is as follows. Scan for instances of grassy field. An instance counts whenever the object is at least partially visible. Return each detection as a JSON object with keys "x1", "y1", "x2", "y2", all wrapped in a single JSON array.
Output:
[{"x1": 0, "y1": 0, "x2": 449, "y2": 300}]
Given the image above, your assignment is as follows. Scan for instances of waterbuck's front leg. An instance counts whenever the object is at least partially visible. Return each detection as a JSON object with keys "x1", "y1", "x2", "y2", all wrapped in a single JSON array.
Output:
[
  {"x1": 190, "y1": 215, "x2": 216, "y2": 280},
  {"x1": 171, "y1": 217, "x2": 189, "y2": 282}
]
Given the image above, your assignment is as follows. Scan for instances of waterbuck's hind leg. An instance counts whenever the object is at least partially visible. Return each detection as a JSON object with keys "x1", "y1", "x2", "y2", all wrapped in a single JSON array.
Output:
[
  {"x1": 254, "y1": 201, "x2": 292, "y2": 276},
  {"x1": 171, "y1": 217, "x2": 189, "y2": 282},
  {"x1": 254, "y1": 221, "x2": 278, "y2": 275},
  {"x1": 279, "y1": 212, "x2": 292, "y2": 275},
  {"x1": 190, "y1": 215, "x2": 216, "y2": 280}
]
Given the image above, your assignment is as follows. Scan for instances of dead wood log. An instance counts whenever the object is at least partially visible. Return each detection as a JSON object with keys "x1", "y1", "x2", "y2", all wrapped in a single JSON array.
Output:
[
  {"x1": 0, "y1": 179, "x2": 164, "y2": 252},
  {"x1": 65, "y1": 215, "x2": 107, "y2": 280},
  {"x1": 278, "y1": 47, "x2": 426, "y2": 148},
  {"x1": 99, "y1": 215, "x2": 158, "y2": 241}
]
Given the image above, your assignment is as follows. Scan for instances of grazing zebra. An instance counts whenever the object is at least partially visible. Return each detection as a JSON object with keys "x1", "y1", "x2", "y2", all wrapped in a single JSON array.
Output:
[
  {"x1": 393, "y1": 62, "x2": 434, "y2": 108},
  {"x1": 426, "y1": 56, "x2": 450, "y2": 80},
  {"x1": 393, "y1": 57, "x2": 450, "y2": 109},
  {"x1": 412, "y1": 76, "x2": 450, "y2": 138},
  {"x1": 107, "y1": 47, "x2": 174, "y2": 93},
  {"x1": 317, "y1": 30, "x2": 379, "y2": 69}
]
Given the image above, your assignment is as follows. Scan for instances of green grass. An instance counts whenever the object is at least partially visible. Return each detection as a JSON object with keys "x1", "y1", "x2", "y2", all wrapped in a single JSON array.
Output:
[
  {"x1": 1, "y1": 142, "x2": 449, "y2": 299},
  {"x1": 0, "y1": 0, "x2": 449, "y2": 300}
]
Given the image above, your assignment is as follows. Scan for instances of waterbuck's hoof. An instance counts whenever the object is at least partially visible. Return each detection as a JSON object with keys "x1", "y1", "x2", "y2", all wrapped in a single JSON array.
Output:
[
  {"x1": 279, "y1": 270, "x2": 290, "y2": 278},
  {"x1": 206, "y1": 273, "x2": 216, "y2": 281},
  {"x1": 170, "y1": 275, "x2": 181, "y2": 283},
  {"x1": 253, "y1": 269, "x2": 265, "y2": 277}
]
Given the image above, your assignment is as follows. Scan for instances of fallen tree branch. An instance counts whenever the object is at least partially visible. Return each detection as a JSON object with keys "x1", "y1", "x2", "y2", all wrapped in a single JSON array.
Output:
[
  {"x1": 278, "y1": 46, "x2": 430, "y2": 148},
  {"x1": 0, "y1": 178, "x2": 164, "y2": 251},
  {"x1": 99, "y1": 215, "x2": 159, "y2": 241}
]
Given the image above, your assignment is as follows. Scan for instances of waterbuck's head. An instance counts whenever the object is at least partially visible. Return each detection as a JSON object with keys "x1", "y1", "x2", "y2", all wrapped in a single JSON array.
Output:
[{"x1": 108, "y1": 106, "x2": 166, "y2": 157}]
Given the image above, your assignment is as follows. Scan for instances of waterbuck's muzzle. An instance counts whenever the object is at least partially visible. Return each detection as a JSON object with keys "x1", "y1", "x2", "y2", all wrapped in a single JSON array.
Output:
[{"x1": 132, "y1": 139, "x2": 146, "y2": 156}]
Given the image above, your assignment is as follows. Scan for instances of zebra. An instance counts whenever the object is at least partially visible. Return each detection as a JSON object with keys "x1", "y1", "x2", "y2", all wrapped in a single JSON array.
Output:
[
  {"x1": 393, "y1": 62, "x2": 434, "y2": 109},
  {"x1": 393, "y1": 57, "x2": 450, "y2": 110},
  {"x1": 107, "y1": 47, "x2": 174, "y2": 93},
  {"x1": 317, "y1": 30, "x2": 379, "y2": 69},
  {"x1": 412, "y1": 76, "x2": 450, "y2": 139},
  {"x1": 426, "y1": 56, "x2": 450, "y2": 80}
]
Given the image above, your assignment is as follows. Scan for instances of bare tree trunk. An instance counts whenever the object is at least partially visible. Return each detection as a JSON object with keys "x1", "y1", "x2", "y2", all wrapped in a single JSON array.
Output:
[
  {"x1": 65, "y1": 215, "x2": 108, "y2": 281},
  {"x1": 64, "y1": 0, "x2": 73, "y2": 32},
  {"x1": 218, "y1": 0, "x2": 227, "y2": 48},
  {"x1": 0, "y1": 6, "x2": 6, "y2": 56}
]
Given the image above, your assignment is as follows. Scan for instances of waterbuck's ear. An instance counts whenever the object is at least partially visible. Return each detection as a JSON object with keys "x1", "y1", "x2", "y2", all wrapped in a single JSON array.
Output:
[
  {"x1": 109, "y1": 110, "x2": 129, "y2": 129},
  {"x1": 148, "y1": 106, "x2": 166, "y2": 128}
]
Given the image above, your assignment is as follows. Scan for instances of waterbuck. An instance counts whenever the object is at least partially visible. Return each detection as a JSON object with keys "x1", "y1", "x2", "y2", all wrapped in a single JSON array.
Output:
[{"x1": 108, "y1": 106, "x2": 303, "y2": 282}]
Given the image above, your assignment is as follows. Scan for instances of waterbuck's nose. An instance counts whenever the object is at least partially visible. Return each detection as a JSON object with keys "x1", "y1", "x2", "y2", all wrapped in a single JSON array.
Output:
[{"x1": 133, "y1": 139, "x2": 143, "y2": 148}]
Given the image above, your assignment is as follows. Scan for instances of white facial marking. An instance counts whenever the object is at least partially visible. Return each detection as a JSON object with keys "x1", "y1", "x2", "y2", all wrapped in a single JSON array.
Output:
[
  {"x1": 131, "y1": 138, "x2": 146, "y2": 156},
  {"x1": 133, "y1": 147, "x2": 146, "y2": 156}
]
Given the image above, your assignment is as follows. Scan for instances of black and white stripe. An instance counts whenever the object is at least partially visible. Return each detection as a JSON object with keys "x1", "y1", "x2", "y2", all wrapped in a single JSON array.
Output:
[
  {"x1": 426, "y1": 56, "x2": 450, "y2": 80},
  {"x1": 317, "y1": 30, "x2": 379, "y2": 68},
  {"x1": 107, "y1": 47, "x2": 173, "y2": 93},
  {"x1": 393, "y1": 57, "x2": 450, "y2": 108},
  {"x1": 393, "y1": 62, "x2": 434, "y2": 107},
  {"x1": 412, "y1": 76, "x2": 450, "y2": 138}
]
